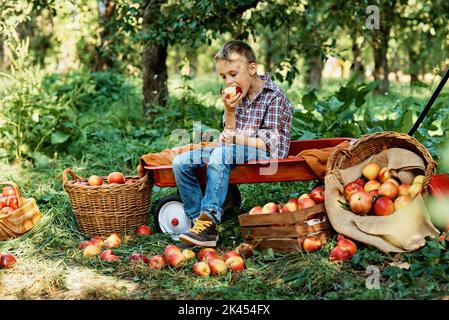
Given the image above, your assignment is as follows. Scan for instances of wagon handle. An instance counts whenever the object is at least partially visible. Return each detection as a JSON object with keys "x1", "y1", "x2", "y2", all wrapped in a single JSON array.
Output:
[
  {"x1": 0, "y1": 181, "x2": 25, "y2": 208},
  {"x1": 408, "y1": 67, "x2": 449, "y2": 136}
]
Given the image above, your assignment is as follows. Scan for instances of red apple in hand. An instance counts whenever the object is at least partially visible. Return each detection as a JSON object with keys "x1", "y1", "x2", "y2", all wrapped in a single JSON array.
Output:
[
  {"x1": 310, "y1": 186, "x2": 325, "y2": 204},
  {"x1": 349, "y1": 191, "x2": 373, "y2": 215},
  {"x1": 223, "y1": 86, "x2": 243, "y2": 99}
]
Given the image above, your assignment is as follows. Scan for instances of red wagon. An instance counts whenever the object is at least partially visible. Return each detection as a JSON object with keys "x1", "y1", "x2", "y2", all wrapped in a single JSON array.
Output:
[{"x1": 144, "y1": 138, "x2": 449, "y2": 239}]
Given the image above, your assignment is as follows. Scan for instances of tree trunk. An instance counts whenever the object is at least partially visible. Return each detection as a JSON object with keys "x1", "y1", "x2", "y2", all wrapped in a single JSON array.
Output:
[
  {"x1": 264, "y1": 32, "x2": 273, "y2": 74},
  {"x1": 408, "y1": 49, "x2": 419, "y2": 85},
  {"x1": 142, "y1": 0, "x2": 168, "y2": 113},
  {"x1": 95, "y1": 0, "x2": 116, "y2": 71},
  {"x1": 373, "y1": 26, "x2": 390, "y2": 93},
  {"x1": 305, "y1": 54, "x2": 323, "y2": 89},
  {"x1": 351, "y1": 31, "x2": 364, "y2": 77}
]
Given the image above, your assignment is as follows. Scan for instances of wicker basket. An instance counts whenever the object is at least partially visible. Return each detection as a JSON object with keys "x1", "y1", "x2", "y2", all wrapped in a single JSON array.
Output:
[
  {"x1": 0, "y1": 181, "x2": 42, "y2": 240},
  {"x1": 326, "y1": 131, "x2": 436, "y2": 192},
  {"x1": 62, "y1": 168, "x2": 153, "y2": 237}
]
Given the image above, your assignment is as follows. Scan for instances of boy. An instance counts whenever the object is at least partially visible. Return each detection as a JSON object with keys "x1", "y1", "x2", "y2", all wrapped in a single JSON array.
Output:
[{"x1": 174, "y1": 40, "x2": 294, "y2": 247}]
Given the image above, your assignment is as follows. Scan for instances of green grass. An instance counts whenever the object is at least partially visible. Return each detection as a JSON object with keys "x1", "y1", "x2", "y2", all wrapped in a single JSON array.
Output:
[{"x1": 1, "y1": 73, "x2": 449, "y2": 300}]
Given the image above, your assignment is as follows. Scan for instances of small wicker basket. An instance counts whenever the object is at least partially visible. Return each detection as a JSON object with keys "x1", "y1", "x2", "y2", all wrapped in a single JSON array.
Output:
[
  {"x1": 62, "y1": 168, "x2": 152, "y2": 237},
  {"x1": 326, "y1": 131, "x2": 436, "y2": 192},
  {"x1": 0, "y1": 181, "x2": 42, "y2": 240}
]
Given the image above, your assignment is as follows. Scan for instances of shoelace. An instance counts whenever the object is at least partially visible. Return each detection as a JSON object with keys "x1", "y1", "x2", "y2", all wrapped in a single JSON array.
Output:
[{"x1": 190, "y1": 219, "x2": 212, "y2": 234}]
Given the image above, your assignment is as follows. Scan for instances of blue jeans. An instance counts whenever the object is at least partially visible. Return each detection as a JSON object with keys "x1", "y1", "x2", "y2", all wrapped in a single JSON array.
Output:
[{"x1": 172, "y1": 144, "x2": 270, "y2": 224}]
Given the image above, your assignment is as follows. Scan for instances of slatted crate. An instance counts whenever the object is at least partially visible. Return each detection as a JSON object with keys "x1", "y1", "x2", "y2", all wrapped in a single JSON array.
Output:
[{"x1": 238, "y1": 203, "x2": 333, "y2": 253}]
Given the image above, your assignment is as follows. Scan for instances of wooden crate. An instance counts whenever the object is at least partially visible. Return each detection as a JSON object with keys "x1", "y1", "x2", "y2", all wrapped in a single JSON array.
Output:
[{"x1": 238, "y1": 203, "x2": 334, "y2": 253}]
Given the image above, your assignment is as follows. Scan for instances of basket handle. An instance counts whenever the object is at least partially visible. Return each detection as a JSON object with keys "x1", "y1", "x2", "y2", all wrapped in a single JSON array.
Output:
[
  {"x1": 62, "y1": 168, "x2": 85, "y2": 187},
  {"x1": 0, "y1": 181, "x2": 25, "y2": 208}
]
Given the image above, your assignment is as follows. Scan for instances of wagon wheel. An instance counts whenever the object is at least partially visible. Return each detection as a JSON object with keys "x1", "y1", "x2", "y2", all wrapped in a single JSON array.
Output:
[{"x1": 153, "y1": 185, "x2": 241, "y2": 239}]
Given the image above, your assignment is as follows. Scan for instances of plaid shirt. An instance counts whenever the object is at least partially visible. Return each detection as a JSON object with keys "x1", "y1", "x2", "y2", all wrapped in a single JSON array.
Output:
[{"x1": 223, "y1": 75, "x2": 294, "y2": 159}]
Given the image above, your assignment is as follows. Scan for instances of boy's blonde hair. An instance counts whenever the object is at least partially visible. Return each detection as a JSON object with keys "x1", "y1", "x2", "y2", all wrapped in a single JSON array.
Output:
[{"x1": 214, "y1": 40, "x2": 256, "y2": 64}]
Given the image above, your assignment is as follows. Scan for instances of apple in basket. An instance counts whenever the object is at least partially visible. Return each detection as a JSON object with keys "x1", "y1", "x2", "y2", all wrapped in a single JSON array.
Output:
[
  {"x1": 107, "y1": 172, "x2": 125, "y2": 184},
  {"x1": 0, "y1": 207, "x2": 15, "y2": 215},
  {"x1": 362, "y1": 163, "x2": 381, "y2": 181},
  {"x1": 2, "y1": 186, "x2": 16, "y2": 197},
  {"x1": 298, "y1": 198, "x2": 316, "y2": 209},
  {"x1": 343, "y1": 182, "x2": 364, "y2": 201},
  {"x1": 282, "y1": 201, "x2": 298, "y2": 213},
  {"x1": 310, "y1": 186, "x2": 325, "y2": 204},
  {"x1": 88, "y1": 175, "x2": 103, "y2": 186},
  {"x1": 349, "y1": 191, "x2": 373, "y2": 215},
  {"x1": 0, "y1": 252, "x2": 17, "y2": 269},
  {"x1": 248, "y1": 206, "x2": 263, "y2": 215},
  {"x1": 373, "y1": 196, "x2": 395, "y2": 216},
  {"x1": 261, "y1": 202, "x2": 279, "y2": 214},
  {"x1": 103, "y1": 233, "x2": 122, "y2": 249}
]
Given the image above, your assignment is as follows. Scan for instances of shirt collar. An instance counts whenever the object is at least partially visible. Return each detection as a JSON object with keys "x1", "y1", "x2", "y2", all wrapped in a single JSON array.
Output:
[{"x1": 258, "y1": 74, "x2": 277, "y2": 92}]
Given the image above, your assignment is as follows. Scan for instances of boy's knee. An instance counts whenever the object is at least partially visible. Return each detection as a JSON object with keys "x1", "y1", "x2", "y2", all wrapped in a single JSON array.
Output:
[{"x1": 209, "y1": 146, "x2": 234, "y2": 165}]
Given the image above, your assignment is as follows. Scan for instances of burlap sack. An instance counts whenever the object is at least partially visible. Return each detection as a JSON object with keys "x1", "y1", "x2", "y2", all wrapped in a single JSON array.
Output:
[{"x1": 325, "y1": 148, "x2": 439, "y2": 253}]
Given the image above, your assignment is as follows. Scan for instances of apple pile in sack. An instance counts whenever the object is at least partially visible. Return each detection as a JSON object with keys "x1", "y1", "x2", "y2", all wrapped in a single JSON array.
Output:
[{"x1": 324, "y1": 147, "x2": 438, "y2": 253}]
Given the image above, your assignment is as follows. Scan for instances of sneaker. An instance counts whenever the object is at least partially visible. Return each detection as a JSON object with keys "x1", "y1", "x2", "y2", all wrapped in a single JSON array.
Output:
[{"x1": 179, "y1": 213, "x2": 219, "y2": 247}]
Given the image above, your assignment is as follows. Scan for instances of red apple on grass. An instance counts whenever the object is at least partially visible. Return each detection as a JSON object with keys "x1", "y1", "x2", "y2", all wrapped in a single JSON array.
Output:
[
  {"x1": 197, "y1": 248, "x2": 217, "y2": 261},
  {"x1": 223, "y1": 251, "x2": 241, "y2": 261},
  {"x1": 236, "y1": 243, "x2": 254, "y2": 258},
  {"x1": 83, "y1": 245, "x2": 102, "y2": 257},
  {"x1": 100, "y1": 250, "x2": 119, "y2": 262},
  {"x1": 149, "y1": 255, "x2": 167, "y2": 270},
  {"x1": 310, "y1": 186, "x2": 325, "y2": 204},
  {"x1": 90, "y1": 236, "x2": 104, "y2": 247},
  {"x1": 0, "y1": 253, "x2": 17, "y2": 269},
  {"x1": 349, "y1": 191, "x2": 373, "y2": 215},
  {"x1": 129, "y1": 252, "x2": 149, "y2": 264},
  {"x1": 164, "y1": 244, "x2": 182, "y2": 257},
  {"x1": 202, "y1": 251, "x2": 221, "y2": 264},
  {"x1": 192, "y1": 261, "x2": 210, "y2": 277},
  {"x1": 336, "y1": 235, "x2": 357, "y2": 256},
  {"x1": 225, "y1": 256, "x2": 245, "y2": 272},
  {"x1": 103, "y1": 233, "x2": 122, "y2": 249},
  {"x1": 79, "y1": 240, "x2": 94, "y2": 249},
  {"x1": 208, "y1": 259, "x2": 228, "y2": 276},
  {"x1": 135, "y1": 225, "x2": 153, "y2": 236},
  {"x1": 166, "y1": 251, "x2": 184, "y2": 268},
  {"x1": 182, "y1": 249, "x2": 196, "y2": 261},
  {"x1": 302, "y1": 236, "x2": 322, "y2": 253}
]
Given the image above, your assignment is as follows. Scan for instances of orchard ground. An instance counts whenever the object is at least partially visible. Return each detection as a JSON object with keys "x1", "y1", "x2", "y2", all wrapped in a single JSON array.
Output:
[{"x1": 1, "y1": 74, "x2": 449, "y2": 300}]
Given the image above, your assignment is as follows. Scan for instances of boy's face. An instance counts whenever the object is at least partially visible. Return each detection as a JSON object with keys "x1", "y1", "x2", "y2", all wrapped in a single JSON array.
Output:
[{"x1": 216, "y1": 52, "x2": 257, "y2": 97}]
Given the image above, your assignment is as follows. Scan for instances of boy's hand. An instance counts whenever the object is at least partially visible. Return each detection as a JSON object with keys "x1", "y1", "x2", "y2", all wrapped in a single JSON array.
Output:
[
  {"x1": 219, "y1": 129, "x2": 236, "y2": 144},
  {"x1": 222, "y1": 90, "x2": 242, "y2": 112}
]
